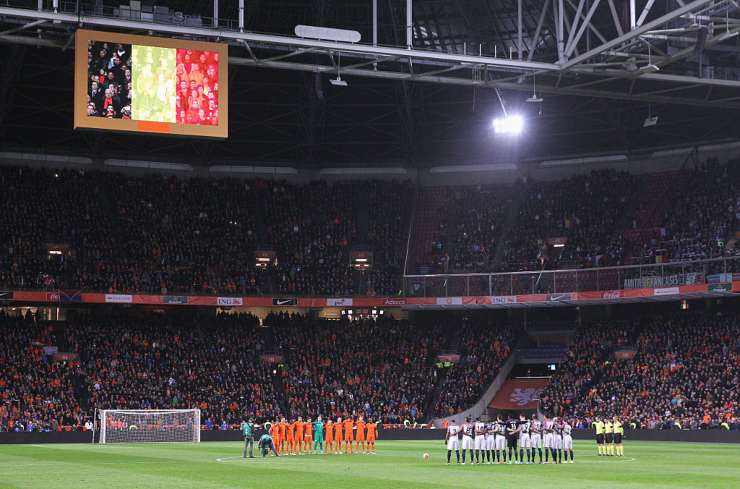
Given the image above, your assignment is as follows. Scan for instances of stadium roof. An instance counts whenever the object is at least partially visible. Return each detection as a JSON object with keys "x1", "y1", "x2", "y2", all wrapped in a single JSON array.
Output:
[{"x1": 1, "y1": 0, "x2": 739, "y2": 166}]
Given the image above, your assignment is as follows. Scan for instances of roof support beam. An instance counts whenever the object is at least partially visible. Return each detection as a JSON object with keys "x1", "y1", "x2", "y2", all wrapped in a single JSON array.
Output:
[
  {"x1": 607, "y1": 0, "x2": 624, "y2": 36},
  {"x1": 636, "y1": 0, "x2": 657, "y2": 27},
  {"x1": 528, "y1": 0, "x2": 551, "y2": 61},
  {"x1": 561, "y1": 0, "x2": 715, "y2": 69},
  {"x1": 0, "y1": 5, "x2": 558, "y2": 72},
  {"x1": 229, "y1": 56, "x2": 740, "y2": 109},
  {"x1": 565, "y1": 0, "x2": 603, "y2": 58}
]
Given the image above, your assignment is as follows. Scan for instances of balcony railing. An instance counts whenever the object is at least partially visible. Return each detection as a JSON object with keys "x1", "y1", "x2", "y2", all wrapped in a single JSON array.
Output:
[{"x1": 403, "y1": 256, "x2": 740, "y2": 297}]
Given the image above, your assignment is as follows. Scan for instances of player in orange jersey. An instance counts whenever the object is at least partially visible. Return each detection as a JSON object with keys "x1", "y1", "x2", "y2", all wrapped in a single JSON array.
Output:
[
  {"x1": 343, "y1": 416, "x2": 355, "y2": 454},
  {"x1": 279, "y1": 418, "x2": 288, "y2": 454},
  {"x1": 366, "y1": 418, "x2": 378, "y2": 453},
  {"x1": 269, "y1": 420, "x2": 281, "y2": 455},
  {"x1": 286, "y1": 418, "x2": 296, "y2": 455},
  {"x1": 355, "y1": 416, "x2": 367, "y2": 454},
  {"x1": 304, "y1": 417, "x2": 314, "y2": 453},
  {"x1": 294, "y1": 417, "x2": 305, "y2": 454},
  {"x1": 325, "y1": 419, "x2": 334, "y2": 454},
  {"x1": 334, "y1": 417, "x2": 343, "y2": 454}
]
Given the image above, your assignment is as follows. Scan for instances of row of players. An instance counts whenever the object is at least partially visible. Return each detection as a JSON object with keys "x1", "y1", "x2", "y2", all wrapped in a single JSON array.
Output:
[
  {"x1": 446, "y1": 414, "x2": 577, "y2": 465},
  {"x1": 240, "y1": 415, "x2": 380, "y2": 458},
  {"x1": 445, "y1": 414, "x2": 625, "y2": 465}
]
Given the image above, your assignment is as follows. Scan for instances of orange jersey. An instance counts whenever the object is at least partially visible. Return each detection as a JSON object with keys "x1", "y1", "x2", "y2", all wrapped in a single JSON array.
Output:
[
  {"x1": 355, "y1": 421, "x2": 366, "y2": 439},
  {"x1": 279, "y1": 422, "x2": 287, "y2": 438},
  {"x1": 333, "y1": 422, "x2": 343, "y2": 440},
  {"x1": 366, "y1": 422, "x2": 377, "y2": 439},
  {"x1": 287, "y1": 422, "x2": 295, "y2": 441},
  {"x1": 343, "y1": 419, "x2": 354, "y2": 438},
  {"x1": 325, "y1": 424, "x2": 334, "y2": 441},
  {"x1": 304, "y1": 424, "x2": 313, "y2": 439},
  {"x1": 270, "y1": 424, "x2": 280, "y2": 439},
  {"x1": 295, "y1": 421, "x2": 304, "y2": 436}
]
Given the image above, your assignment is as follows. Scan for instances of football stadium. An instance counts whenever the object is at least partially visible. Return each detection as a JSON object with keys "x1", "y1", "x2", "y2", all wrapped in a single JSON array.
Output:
[{"x1": 0, "y1": 1, "x2": 739, "y2": 488}]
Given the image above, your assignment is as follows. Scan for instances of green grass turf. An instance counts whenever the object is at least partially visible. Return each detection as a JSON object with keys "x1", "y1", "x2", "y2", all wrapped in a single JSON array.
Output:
[{"x1": 0, "y1": 440, "x2": 739, "y2": 489}]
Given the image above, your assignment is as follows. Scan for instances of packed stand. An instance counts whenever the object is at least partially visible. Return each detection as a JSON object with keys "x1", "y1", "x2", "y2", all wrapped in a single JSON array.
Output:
[
  {"x1": 651, "y1": 160, "x2": 740, "y2": 262},
  {"x1": 262, "y1": 180, "x2": 356, "y2": 296},
  {"x1": 363, "y1": 180, "x2": 414, "y2": 296},
  {"x1": 428, "y1": 170, "x2": 634, "y2": 275},
  {"x1": 434, "y1": 318, "x2": 514, "y2": 416},
  {"x1": 0, "y1": 310, "x2": 282, "y2": 432},
  {"x1": 543, "y1": 312, "x2": 739, "y2": 430},
  {"x1": 421, "y1": 162, "x2": 740, "y2": 276},
  {"x1": 271, "y1": 313, "x2": 447, "y2": 424},
  {"x1": 0, "y1": 166, "x2": 411, "y2": 296},
  {"x1": 539, "y1": 321, "x2": 635, "y2": 418}
]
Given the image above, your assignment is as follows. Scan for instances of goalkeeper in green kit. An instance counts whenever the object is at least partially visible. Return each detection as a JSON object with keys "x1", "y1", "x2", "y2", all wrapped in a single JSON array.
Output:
[{"x1": 313, "y1": 415, "x2": 325, "y2": 454}]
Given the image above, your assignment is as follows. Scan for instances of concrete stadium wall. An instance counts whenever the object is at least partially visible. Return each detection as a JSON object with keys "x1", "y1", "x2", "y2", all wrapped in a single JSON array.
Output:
[{"x1": 3, "y1": 429, "x2": 740, "y2": 444}]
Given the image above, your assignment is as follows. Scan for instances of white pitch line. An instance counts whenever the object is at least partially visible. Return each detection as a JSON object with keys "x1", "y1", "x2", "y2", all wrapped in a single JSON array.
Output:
[{"x1": 215, "y1": 456, "x2": 246, "y2": 462}]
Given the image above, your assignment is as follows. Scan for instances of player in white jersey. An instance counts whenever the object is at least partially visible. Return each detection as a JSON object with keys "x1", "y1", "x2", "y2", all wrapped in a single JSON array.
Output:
[
  {"x1": 562, "y1": 420, "x2": 574, "y2": 463},
  {"x1": 530, "y1": 414, "x2": 543, "y2": 464},
  {"x1": 542, "y1": 416, "x2": 554, "y2": 463},
  {"x1": 552, "y1": 417, "x2": 564, "y2": 464},
  {"x1": 518, "y1": 415, "x2": 532, "y2": 464},
  {"x1": 484, "y1": 422, "x2": 496, "y2": 464},
  {"x1": 473, "y1": 419, "x2": 487, "y2": 464},
  {"x1": 445, "y1": 419, "x2": 461, "y2": 464},
  {"x1": 461, "y1": 417, "x2": 475, "y2": 464},
  {"x1": 494, "y1": 417, "x2": 507, "y2": 463}
]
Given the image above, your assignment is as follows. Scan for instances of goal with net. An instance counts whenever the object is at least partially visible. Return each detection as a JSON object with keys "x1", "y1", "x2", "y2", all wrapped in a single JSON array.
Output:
[{"x1": 98, "y1": 409, "x2": 201, "y2": 444}]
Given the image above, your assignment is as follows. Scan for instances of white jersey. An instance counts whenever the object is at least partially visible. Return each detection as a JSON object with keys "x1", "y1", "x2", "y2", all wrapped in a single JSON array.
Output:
[
  {"x1": 474, "y1": 422, "x2": 487, "y2": 450},
  {"x1": 447, "y1": 424, "x2": 460, "y2": 450},
  {"x1": 530, "y1": 419, "x2": 542, "y2": 448},
  {"x1": 485, "y1": 423, "x2": 496, "y2": 450},
  {"x1": 542, "y1": 420, "x2": 554, "y2": 448},
  {"x1": 462, "y1": 423, "x2": 474, "y2": 439},
  {"x1": 563, "y1": 423, "x2": 573, "y2": 450},
  {"x1": 519, "y1": 420, "x2": 532, "y2": 448}
]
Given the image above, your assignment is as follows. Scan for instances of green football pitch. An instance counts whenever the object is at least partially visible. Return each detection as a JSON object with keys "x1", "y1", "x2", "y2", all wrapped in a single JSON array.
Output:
[{"x1": 1, "y1": 440, "x2": 739, "y2": 489}]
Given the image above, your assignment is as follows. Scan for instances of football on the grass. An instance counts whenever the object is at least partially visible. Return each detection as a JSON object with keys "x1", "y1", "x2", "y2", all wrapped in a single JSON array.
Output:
[{"x1": 423, "y1": 452, "x2": 430, "y2": 461}]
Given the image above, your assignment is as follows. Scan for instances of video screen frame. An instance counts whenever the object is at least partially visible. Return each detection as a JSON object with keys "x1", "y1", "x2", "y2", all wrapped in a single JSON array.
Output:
[{"x1": 74, "y1": 29, "x2": 228, "y2": 138}]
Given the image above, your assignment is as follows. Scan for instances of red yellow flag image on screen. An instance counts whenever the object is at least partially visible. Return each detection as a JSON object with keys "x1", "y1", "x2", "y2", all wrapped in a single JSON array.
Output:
[{"x1": 75, "y1": 30, "x2": 227, "y2": 138}]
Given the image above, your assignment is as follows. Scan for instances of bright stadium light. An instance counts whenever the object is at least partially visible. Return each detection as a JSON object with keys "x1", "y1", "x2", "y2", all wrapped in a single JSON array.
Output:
[{"x1": 492, "y1": 114, "x2": 524, "y2": 135}]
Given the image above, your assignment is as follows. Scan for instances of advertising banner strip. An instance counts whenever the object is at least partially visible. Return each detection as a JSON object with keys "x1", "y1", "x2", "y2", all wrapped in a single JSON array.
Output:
[{"x1": 7, "y1": 281, "x2": 740, "y2": 308}]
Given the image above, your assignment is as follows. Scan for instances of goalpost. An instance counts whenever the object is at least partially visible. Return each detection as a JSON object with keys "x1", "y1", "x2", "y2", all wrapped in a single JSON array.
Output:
[{"x1": 98, "y1": 409, "x2": 201, "y2": 444}]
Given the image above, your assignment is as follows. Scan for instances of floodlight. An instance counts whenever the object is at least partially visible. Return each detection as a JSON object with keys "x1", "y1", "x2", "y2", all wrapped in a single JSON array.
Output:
[{"x1": 492, "y1": 114, "x2": 524, "y2": 135}]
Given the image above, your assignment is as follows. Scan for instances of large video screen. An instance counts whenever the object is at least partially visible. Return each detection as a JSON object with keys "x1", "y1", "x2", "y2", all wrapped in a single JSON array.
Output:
[{"x1": 74, "y1": 30, "x2": 228, "y2": 138}]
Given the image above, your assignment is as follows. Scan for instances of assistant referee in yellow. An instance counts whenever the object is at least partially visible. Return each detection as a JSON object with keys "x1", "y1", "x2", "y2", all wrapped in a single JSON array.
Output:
[
  {"x1": 613, "y1": 416, "x2": 624, "y2": 456},
  {"x1": 593, "y1": 417, "x2": 605, "y2": 456}
]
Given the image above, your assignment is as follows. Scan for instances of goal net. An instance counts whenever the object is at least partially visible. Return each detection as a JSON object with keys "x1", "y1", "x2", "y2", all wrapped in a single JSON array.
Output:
[{"x1": 98, "y1": 409, "x2": 201, "y2": 444}]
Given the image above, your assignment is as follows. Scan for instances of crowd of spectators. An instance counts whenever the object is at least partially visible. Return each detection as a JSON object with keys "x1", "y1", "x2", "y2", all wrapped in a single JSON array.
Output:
[
  {"x1": 429, "y1": 170, "x2": 634, "y2": 274},
  {"x1": 651, "y1": 160, "x2": 740, "y2": 262},
  {"x1": 0, "y1": 166, "x2": 411, "y2": 296},
  {"x1": 539, "y1": 321, "x2": 635, "y2": 418},
  {"x1": 272, "y1": 314, "x2": 447, "y2": 424},
  {"x1": 87, "y1": 42, "x2": 132, "y2": 119},
  {"x1": 434, "y1": 318, "x2": 514, "y2": 416},
  {"x1": 423, "y1": 162, "x2": 739, "y2": 275},
  {"x1": 0, "y1": 309, "x2": 281, "y2": 432},
  {"x1": 542, "y1": 312, "x2": 739, "y2": 430}
]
